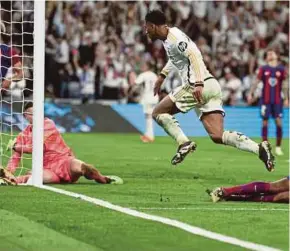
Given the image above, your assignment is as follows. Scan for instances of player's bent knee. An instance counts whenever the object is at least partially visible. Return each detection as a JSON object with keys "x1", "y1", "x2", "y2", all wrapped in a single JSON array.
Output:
[
  {"x1": 70, "y1": 159, "x2": 84, "y2": 175},
  {"x1": 80, "y1": 162, "x2": 97, "y2": 179},
  {"x1": 152, "y1": 107, "x2": 164, "y2": 121},
  {"x1": 80, "y1": 162, "x2": 93, "y2": 173}
]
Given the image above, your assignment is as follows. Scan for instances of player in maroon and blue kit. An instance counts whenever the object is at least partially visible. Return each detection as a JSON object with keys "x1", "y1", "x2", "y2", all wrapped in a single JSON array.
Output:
[
  {"x1": 0, "y1": 43, "x2": 23, "y2": 89},
  {"x1": 207, "y1": 176, "x2": 289, "y2": 204},
  {"x1": 248, "y1": 49, "x2": 287, "y2": 156}
]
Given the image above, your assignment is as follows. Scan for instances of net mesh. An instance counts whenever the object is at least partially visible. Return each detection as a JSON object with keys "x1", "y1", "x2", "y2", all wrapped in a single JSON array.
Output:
[{"x1": 0, "y1": 0, "x2": 34, "y2": 177}]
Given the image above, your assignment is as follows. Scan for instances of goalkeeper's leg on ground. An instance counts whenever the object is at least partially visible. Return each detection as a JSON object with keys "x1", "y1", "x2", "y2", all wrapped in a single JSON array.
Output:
[{"x1": 1, "y1": 158, "x2": 123, "y2": 185}]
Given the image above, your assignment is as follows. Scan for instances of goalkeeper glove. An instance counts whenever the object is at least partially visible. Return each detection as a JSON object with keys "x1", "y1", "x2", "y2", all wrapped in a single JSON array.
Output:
[
  {"x1": 0, "y1": 167, "x2": 17, "y2": 185},
  {"x1": 6, "y1": 138, "x2": 16, "y2": 152}
]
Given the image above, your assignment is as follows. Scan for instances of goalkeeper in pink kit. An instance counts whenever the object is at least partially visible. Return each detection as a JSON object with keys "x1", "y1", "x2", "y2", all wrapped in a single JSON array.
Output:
[{"x1": 1, "y1": 102, "x2": 123, "y2": 185}]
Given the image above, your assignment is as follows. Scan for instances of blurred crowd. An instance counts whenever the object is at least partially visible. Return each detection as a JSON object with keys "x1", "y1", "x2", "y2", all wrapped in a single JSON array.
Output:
[
  {"x1": 2, "y1": 1, "x2": 290, "y2": 106},
  {"x1": 0, "y1": 1, "x2": 34, "y2": 98}
]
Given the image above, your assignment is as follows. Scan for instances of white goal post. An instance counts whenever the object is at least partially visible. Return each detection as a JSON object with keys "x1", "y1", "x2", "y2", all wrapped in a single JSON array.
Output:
[
  {"x1": 0, "y1": 0, "x2": 45, "y2": 186},
  {"x1": 32, "y1": 0, "x2": 45, "y2": 186}
]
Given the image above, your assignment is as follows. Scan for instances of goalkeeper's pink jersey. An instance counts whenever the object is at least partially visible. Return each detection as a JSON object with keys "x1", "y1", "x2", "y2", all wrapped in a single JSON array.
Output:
[{"x1": 7, "y1": 118, "x2": 74, "y2": 173}]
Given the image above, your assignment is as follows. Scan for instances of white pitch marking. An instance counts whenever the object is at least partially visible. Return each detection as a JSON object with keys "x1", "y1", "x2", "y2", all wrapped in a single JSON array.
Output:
[
  {"x1": 134, "y1": 207, "x2": 288, "y2": 212},
  {"x1": 40, "y1": 185, "x2": 281, "y2": 251}
]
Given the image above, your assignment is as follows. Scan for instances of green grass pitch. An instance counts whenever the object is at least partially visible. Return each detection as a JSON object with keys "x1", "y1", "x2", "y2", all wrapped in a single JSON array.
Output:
[{"x1": 0, "y1": 134, "x2": 289, "y2": 251}]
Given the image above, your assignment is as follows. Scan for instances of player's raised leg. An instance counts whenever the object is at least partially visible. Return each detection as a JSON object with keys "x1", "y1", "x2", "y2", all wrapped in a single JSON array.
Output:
[
  {"x1": 201, "y1": 112, "x2": 275, "y2": 171},
  {"x1": 152, "y1": 94, "x2": 196, "y2": 165},
  {"x1": 70, "y1": 159, "x2": 123, "y2": 184}
]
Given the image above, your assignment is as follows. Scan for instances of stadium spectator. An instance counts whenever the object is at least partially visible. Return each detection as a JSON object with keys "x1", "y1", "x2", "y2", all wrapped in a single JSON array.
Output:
[
  {"x1": 220, "y1": 68, "x2": 243, "y2": 106},
  {"x1": 1, "y1": 1, "x2": 289, "y2": 104}
]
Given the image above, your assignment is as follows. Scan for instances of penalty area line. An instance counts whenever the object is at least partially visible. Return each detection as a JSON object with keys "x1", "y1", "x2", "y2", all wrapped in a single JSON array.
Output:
[{"x1": 41, "y1": 185, "x2": 281, "y2": 251}]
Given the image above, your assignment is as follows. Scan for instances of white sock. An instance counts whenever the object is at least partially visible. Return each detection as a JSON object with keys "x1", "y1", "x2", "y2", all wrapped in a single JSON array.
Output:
[
  {"x1": 222, "y1": 131, "x2": 259, "y2": 155},
  {"x1": 145, "y1": 114, "x2": 154, "y2": 139},
  {"x1": 156, "y1": 114, "x2": 189, "y2": 145}
]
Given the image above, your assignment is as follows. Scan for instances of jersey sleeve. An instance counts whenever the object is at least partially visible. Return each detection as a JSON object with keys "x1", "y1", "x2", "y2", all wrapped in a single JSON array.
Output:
[
  {"x1": 160, "y1": 60, "x2": 175, "y2": 78},
  {"x1": 257, "y1": 67, "x2": 263, "y2": 80},
  {"x1": 176, "y1": 39, "x2": 204, "y2": 83},
  {"x1": 6, "y1": 129, "x2": 30, "y2": 173},
  {"x1": 6, "y1": 152, "x2": 22, "y2": 174},
  {"x1": 44, "y1": 119, "x2": 57, "y2": 141},
  {"x1": 14, "y1": 126, "x2": 33, "y2": 154},
  {"x1": 135, "y1": 73, "x2": 144, "y2": 85}
]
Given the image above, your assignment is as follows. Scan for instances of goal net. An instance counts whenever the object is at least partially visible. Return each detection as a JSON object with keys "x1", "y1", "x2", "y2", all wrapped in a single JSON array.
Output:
[{"x1": 0, "y1": 0, "x2": 45, "y2": 186}]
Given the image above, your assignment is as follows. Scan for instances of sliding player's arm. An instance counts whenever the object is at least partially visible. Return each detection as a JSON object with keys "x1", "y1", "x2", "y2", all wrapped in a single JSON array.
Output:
[
  {"x1": 6, "y1": 132, "x2": 27, "y2": 174},
  {"x1": 247, "y1": 67, "x2": 263, "y2": 104},
  {"x1": 6, "y1": 152, "x2": 22, "y2": 174},
  {"x1": 10, "y1": 119, "x2": 56, "y2": 153},
  {"x1": 11, "y1": 128, "x2": 32, "y2": 154},
  {"x1": 177, "y1": 40, "x2": 204, "y2": 103},
  {"x1": 6, "y1": 127, "x2": 32, "y2": 174},
  {"x1": 154, "y1": 60, "x2": 175, "y2": 96}
]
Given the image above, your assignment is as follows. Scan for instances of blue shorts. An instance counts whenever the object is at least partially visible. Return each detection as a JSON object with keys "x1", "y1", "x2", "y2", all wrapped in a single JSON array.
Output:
[
  {"x1": 287, "y1": 176, "x2": 290, "y2": 180},
  {"x1": 260, "y1": 104, "x2": 283, "y2": 119}
]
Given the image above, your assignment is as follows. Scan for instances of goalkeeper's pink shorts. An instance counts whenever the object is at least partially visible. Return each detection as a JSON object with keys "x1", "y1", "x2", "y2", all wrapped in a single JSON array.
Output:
[{"x1": 45, "y1": 157, "x2": 80, "y2": 183}]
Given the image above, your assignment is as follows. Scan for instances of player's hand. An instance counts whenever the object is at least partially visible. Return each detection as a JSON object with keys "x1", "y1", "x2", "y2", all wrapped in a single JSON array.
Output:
[
  {"x1": 0, "y1": 167, "x2": 16, "y2": 185},
  {"x1": 6, "y1": 138, "x2": 16, "y2": 152},
  {"x1": 284, "y1": 99, "x2": 289, "y2": 107},
  {"x1": 154, "y1": 76, "x2": 165, "y2": 96},
  {"x1": 193, "y1": 85, "x2": 204, "y2": 104}
]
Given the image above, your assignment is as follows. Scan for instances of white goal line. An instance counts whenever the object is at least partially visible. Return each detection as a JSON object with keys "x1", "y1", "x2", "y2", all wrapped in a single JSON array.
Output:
[
  {"x1": 41, "y1": 185, "x2": 281, "y2": 251},
  {"x1": 133, "y1": 207, "x2": 288, "y2": 212}
]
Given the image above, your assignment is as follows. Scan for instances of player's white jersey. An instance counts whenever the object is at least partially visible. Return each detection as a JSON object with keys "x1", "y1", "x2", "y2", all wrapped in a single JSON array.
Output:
[
  {"x1": 161, "y1": 69, "x2": 182, "y2": 94},
  {"x1": 161, "y1": 27, "x2": 213, "y2": 86},
  {"x1": 135, "y1": 71, "x2": 159, "y2": 104}
]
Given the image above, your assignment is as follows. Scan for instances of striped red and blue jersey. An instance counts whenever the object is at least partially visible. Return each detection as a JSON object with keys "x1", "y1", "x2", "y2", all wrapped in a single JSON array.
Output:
[
  {"x1": 257, "y1": 65, "x2": 286, "y2": 104},
  {"x1": 0, "y1": 44, "x2": 20, "y2": 79}
]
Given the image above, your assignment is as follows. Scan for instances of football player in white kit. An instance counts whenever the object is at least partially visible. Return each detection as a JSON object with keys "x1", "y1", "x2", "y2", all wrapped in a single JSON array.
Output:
[
  {"x1": 144, "y1": 10, "x2": 275, "y2": 171},
  {"x1": 135, "y1": 62, "x2": 158, "y2": 142}
]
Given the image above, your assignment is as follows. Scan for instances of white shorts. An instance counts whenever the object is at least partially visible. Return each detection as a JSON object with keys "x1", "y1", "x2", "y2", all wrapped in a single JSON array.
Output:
[
  {"x1": 142, "y1": 104, "x2": 155, "y2": 114},
  {"x1": 168, "y1": 78, "x2": 225, "y2": 119}
]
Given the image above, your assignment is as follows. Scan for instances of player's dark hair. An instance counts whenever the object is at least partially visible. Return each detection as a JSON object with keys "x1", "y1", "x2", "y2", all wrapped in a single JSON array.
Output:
[
  {"x1": 264, "y1": 48, "x2": 279, "y2": 59},
  {"x1": 24, "y1": 101, "x2": 33, "y2": 111},
  {"x1": 145, "y1": 10, "x2": 166, "y2": 25}
]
